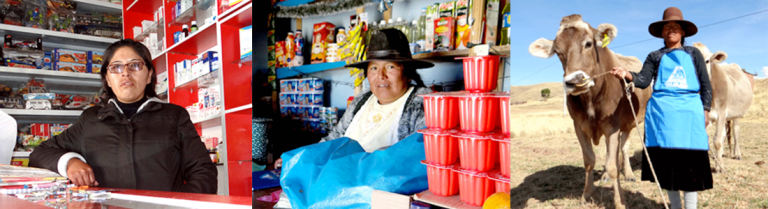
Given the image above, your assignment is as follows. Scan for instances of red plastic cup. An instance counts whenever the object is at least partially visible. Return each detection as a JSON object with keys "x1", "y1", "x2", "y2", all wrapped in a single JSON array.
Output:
[
  {"x1": 421, "y1": 160, "x2": 459, "y2": 196},
  {"x1": 491, "y1": 137, "x2": 510, "y2": 177},
  {"x1": 456, "y1": 55, "x2": 502, "y2": 93},
  {"x1": 457, "y1": 93, "x2": 499, "y2": 133},
  {"x1": 455, "y1": 132, "x2": 501, "y2": 172},
  {"x1": 420, "y1": 93, "x2": 460, "y2": 130},
  {"x1": 496, "y1": 92, "x2": 511, "y2": 135},
  {"x1": 417, "y1": 129, "x2": 460, "y2": 165},
  {"x1": 488, "y1": 170, "x2": 511, "y2": 194},
  {"x1": 453, "y1": 167, "x2": 495, "y2": 206}
]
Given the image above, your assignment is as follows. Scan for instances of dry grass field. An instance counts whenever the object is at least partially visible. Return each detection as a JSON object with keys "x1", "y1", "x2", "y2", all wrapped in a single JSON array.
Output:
[{"x1": 507, "y1": 79, "x2": 768, "y2": 208}]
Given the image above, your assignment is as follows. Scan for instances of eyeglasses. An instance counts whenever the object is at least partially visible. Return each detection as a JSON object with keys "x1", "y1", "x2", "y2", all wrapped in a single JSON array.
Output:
[{"x1": 107, "y1": 61, "x2": 145, "y2": 74}]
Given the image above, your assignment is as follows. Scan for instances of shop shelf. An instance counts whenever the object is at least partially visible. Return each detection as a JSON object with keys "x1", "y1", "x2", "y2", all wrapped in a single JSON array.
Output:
[
  {"x1": 219, "y1": 0, "x2": 251, "y2": 21},
  {"x1": 276, "y1": 61, "x2": 346, "y2": 79},
  {"x1": 412, "y1": 190, "x2": 483, "y2": 209},
  {"x1": 232, "y1": 55, "x2": 252, "y2": 66},
  {"x1": 0, "y1": 67, "x2": 101, "y2": 87},
  {"x1": 72, "y1": 0, "x2": 122, "y2": 12},
  {"x1": 126, "y1": 0, "x2": 163, "y2": 14},
  {"x1": 274, "y1": 0, "x2": 313, "y2": 7},
  {"x1": 412, "y1": 45, "x2": 510, "y2": 60},
  {"x1": 3, "y1": 109, "x2": 83, "y2": 116},
  {"x1": 0, "y1": 24, "x2": 117, "y2": 51},
  {"x1": 134, "y1": 19, "x2": 163, "y2": 40},
  {"x1": 173, "y1": 70, "x2": 219, "y2": 93},
  {"x1": 170, "y1": 5, "x2": 197, "y2": 26},
  {"x1": 192, "y1": 113, "x2": 222, "y2": 127},
  {"x1": 12, "y1": 151, "x2": 31, "y2": 157},
  {"x1": 225, "y1": 103, "x2": 251, "y2": 114},
  {"x1": 166, "y1": 23, "x2": 218, "y2": 56},
  {"x1": 219, "y1": 2, "x2": 252, "y2": 29}
]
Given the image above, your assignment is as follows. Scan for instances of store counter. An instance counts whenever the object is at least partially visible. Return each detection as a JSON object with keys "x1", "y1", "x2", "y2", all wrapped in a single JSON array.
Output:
[{"x1": 0, "y1": 188, "x2": 251, "y2": 209}]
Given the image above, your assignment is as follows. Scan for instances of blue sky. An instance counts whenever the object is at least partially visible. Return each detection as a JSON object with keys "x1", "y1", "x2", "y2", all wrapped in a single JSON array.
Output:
[{"x1": 508, "y1": 0, "x2": 768, "y2": 86}]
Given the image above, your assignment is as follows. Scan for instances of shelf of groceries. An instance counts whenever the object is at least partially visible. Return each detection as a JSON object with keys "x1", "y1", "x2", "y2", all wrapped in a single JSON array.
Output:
[{"x1": 273, "y1": 3, "x2": 510, "y2": 80}]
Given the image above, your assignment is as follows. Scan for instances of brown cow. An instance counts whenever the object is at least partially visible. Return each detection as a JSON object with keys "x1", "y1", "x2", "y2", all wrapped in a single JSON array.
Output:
[
  {"x1": 529, "y1": 15, "x2": 651, "y2": 208},
  {"x1": 692, "y1": 43, "x2": 753, "y2": 170}
]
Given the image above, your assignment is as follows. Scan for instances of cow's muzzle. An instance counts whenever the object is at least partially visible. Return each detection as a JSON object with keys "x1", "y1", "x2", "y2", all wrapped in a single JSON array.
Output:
[{"x1": 564, "y1": 71, "x2": 594, "y2": 95}]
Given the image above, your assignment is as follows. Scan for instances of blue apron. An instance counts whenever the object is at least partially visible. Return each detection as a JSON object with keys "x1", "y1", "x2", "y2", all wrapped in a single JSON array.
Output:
[{"x1": 644, "y1": 49, "x2": 708, "y2": 150}]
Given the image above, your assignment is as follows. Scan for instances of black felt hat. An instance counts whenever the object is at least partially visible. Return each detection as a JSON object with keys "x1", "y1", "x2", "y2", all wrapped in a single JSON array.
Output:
[{"x1": 344, "y1": 29, "x2": 434, "y2": 69}]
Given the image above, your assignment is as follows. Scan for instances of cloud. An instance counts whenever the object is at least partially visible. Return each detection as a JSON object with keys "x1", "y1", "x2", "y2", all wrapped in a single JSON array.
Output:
[{"x1": 762, "y1": 66, "x2": 768, "y2": 78}]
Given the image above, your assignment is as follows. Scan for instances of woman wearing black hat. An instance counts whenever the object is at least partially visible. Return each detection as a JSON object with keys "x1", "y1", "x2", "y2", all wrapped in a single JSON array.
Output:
[
  {"x1": 611, "y1": 7, "x2": 713, "y2": 209},
  {"x1": 273, "y1": 28, "x2": 433, "y2": 208}
]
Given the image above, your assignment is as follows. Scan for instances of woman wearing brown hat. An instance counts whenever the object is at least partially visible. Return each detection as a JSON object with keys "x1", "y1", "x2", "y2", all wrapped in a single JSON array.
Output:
[
  {"x1": 611, "y1": 7, "x2": 713, "y2": 209},
  {"x1": 273, "y1": 29, "x2": 433, "y2": 208}
]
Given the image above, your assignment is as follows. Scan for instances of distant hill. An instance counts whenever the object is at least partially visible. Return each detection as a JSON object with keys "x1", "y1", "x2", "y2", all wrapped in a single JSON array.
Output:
[{"x1": 508, "y1": 82, "x2": 564, "y2": 103}]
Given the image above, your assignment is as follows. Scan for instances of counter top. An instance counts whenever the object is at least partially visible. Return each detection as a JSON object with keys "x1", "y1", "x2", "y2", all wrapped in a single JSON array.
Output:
[{"x1": 0, "y1": 188, "x2": 251, "y2": 208}]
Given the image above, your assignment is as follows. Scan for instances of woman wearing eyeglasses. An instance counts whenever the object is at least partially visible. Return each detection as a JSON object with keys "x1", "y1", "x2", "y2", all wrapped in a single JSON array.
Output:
[{"x1": 29, "y1": 39, "x2": 218, "y2": 194}]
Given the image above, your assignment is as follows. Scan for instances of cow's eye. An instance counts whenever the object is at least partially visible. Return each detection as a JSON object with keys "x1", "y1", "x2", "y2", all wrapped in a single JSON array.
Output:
[
  {"x1": 706, "y1": 60, "x2": 710, "y2": 64},
  {"x1": 585, "y1": 42, "x2": 592, "y2": 48}
]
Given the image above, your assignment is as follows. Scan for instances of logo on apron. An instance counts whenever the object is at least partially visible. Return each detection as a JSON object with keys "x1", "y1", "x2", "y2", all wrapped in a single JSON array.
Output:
[{"x1": 664, "y1": 66, "x2": 688, "y2": 89}]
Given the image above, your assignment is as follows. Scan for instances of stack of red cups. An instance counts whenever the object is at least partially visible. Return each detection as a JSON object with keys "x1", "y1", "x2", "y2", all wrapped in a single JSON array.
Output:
[{"x1": 418, "y1": 55, "x2": 510, "y2": 206}]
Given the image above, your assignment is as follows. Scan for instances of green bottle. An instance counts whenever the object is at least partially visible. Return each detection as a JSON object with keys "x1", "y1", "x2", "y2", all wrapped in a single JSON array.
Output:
[{"x1": 500, "y1": 3, "x2": 510, "y2": 45}]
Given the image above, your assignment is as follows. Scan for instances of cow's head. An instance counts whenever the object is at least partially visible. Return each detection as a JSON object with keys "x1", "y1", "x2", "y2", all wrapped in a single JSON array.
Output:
[
  {"x1": 693, "y1": 42, "x2": 713, "y2": 78},
  {"x1": 529, "y1": 15, "x2": 617, "y2": 95}
]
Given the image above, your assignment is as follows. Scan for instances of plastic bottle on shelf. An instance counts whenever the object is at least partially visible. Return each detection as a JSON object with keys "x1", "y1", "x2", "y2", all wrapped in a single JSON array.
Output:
[
  {"x1": 182, "y1": 24, "x2": 190, "y2": 40},
  {"x1": 387, "y1": 19, "x2": 394, "y2": 29},
  {"x1": 409, "y1": 20, "x2": 418, "y2": 43},
  {"x1": 190, "y1": 21, "x2": 199, "y2": 33},
  {"x1": 500, "y1": 3, "x2": 510, "y2": 45},
  {"x1": 418, "y1": 8, "x2": 427, "y2": 43},
  {"x1": 379, "y1": 20, "x2": 388, "y2": 29}
]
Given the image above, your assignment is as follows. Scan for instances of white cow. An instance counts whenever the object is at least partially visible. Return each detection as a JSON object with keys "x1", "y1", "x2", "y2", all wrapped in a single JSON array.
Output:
[{"x1": 693, "y1": 43, "x2": 753, "y2": 170}]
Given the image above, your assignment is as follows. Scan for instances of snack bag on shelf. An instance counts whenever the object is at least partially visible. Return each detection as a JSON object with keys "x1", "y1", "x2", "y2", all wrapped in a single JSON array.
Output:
[
  {"x1": 275, "y1": 41, "x2": 286, "y2": 68},
  {"x1": 311, "y1": 22, "x2": 335, "y2": 64},
  {"x1": 434, "y1": 17, "x2": 455, "y2": 51}
]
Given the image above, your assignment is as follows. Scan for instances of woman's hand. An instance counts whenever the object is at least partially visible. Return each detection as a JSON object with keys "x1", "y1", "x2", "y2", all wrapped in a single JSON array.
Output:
[
  {"x1": 67, "y1": 158, "x2": 99, "y2": 187},
  {"x1": 275, "y1": 158, "x2": 283, "y2": 169},
  {"x1": 610, "y1": 67, "x2": 633, "y2": 81},
  {"x1": 705, "y1": 110, "x2": 710, "y2": 128}
]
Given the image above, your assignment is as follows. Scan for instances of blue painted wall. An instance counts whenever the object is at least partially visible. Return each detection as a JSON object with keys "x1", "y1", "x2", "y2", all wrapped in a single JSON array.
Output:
[{"x1": 282, "y1": 0, "x2": 511, "y2": 109}]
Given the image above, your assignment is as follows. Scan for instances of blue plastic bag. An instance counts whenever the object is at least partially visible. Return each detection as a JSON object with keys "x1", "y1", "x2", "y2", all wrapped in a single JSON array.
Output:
[{"x1": 280, "y1": 132, "x2": 427, "y2": 209}]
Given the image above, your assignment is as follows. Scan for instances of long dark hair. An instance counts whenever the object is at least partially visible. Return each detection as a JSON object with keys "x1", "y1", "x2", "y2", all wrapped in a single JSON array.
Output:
[{"x1": 99, "y1": 39, "x2": 157, "y2": 102}]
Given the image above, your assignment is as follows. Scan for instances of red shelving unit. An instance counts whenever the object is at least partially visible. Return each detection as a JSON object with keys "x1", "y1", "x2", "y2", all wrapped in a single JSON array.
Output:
[{"x1": 121, "y1": 0, "x2": 253, "y2": 197}]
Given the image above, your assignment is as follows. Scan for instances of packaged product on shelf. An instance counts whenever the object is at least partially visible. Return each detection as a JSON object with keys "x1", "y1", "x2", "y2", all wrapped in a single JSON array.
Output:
[
  {"x1": 297, "y1": 79, "x2": 310, "y2": 92},
  {"x1": 3, "y1": 48, "x2": 44, "y2": 69},
  {"x1": 24, "y1": 99, "x2": 51, "y2": 109},
  {"x1": 280, "y1": 79, "x2": 297, "y2": 92},
  {"x1": 293, "y1": 30, "x2": 304, "y2": 66},
  {"x1": 186, "y1": 106, "x2": 198, "y2": 121},
  {"x1": 31, "y1": 123, "x2": 52, "y2": 140},
  {"x1": 310, "y1": 93, "x2": 323, "y2": 106},
  {"x1": 285, "y1": 32, "x2": 295, "y2": 66},
  {"x1": 279, "y1": 93, "x2": 295, "y2": 105},
  {"x1": 174, "y1": 32, "x2": 182, "y2": 44},
  {"x1": 50, "y1": 124, "x2": 70, "y2": 137},
  {"x1": 311, "y1": 22, "x2": 335, "y2": 64},
  {"x1": 290, "y1": 106, "x2": 301, "y2": 119},
  {"x1": 275, "y1": 41, "x2": 286, "y2": 68},
  {"x1": 485, "y1": 0, "x2": 502, "y2": 46},
  {"x1": 239, "y1": 25, "x2": 253, "y2": 59},
  {"x1": 350, "y1": 14, "x2": 358, "y2": 28},
  {"x1": 53, "y1": 49, "x2": 88, "y2": 64},
  {"x1": 455, "y1": 0, "x2": 471, "y2": 50},
  {"x1": 43, "y1": 52, "x2": 52, "y2": 70},
  {"x1": 425, "y1": 4, "x2": 439, "y2": 51},
  {"x1": 336, "y1": 27, "x2": 346, "y2": 45},
  {"x1": 200, "y1": 51, "x2": 219, "y2": 72},
  {"x1": 434, "y1": 16, "x2": 455, "y2": 51},
  {"x1": 88, "y1": 51, "x2": 104, "y2": 65},
  {"x1": 280, "y1": 105, "x2": 293, "y2": 118},
  {"x1": 53, "y1": 62, "x2": 88, "y2": 73},
  {"x1": 155, "y1": 71, "x2": 168, "y2": 94},
  {"x1": 500, "y1": 3, "x2": 510, "y2": 45},
  {"x1": 22, "y1": 93, "x2": 55, "y2": 100},
  {"x1": 298, "y1": 106, "x2": 310, "y2": 118},
  {"x1": 310, "y1": 106, "x2": 321, "y2": 119},
  {"x1": 88, "y1": 63, "x2": 101, "y2": 74}
]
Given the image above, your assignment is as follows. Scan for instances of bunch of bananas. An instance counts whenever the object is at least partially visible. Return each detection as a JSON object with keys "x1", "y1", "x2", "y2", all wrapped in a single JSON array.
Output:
[{"x1": 339, "y1": 24, "x2": 368, "y2": 87}]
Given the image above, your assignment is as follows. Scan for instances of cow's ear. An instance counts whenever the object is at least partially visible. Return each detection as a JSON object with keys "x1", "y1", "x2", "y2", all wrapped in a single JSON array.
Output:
[
  {"x1": 712, "y1": 51, "x2": 728, "y2": 64},
  {"x1": 529, "y1": 38, "x2": 554, "y2": 58},
  {"x1": 595, "y1": 23, "x2": 617, "y2": 48}
]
